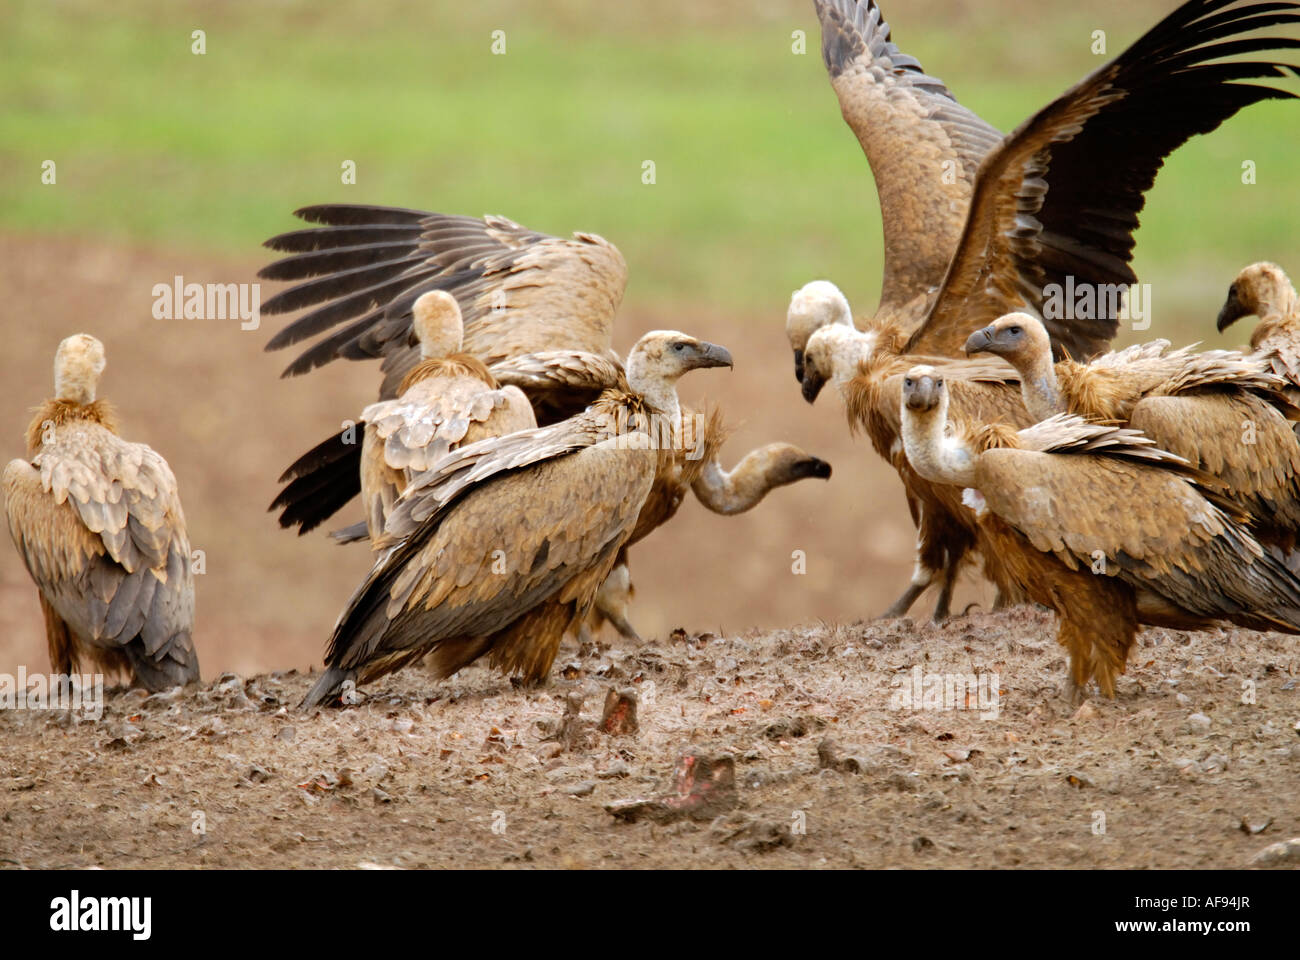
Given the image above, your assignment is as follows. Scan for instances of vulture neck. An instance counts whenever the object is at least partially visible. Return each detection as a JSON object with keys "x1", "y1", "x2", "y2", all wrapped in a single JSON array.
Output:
[
  {"x1": 627, "y1": 375, "x2": 682, "y2": 441},
  {"x1": 826, "y1": 326, "x2": 878, "y2": 393},
  {"x1": 1017, "y1": 350, "x2": 1065, "y2": 422},
  {"x1": 1253, "y1": 277, "x2": 1299, "y2": 347},
  {"x1": 901, "y1": 396, "x2": 977, "y2": 488},
  {"x1": 692, "y1": 446, "x2": 787, "y2": 515}
]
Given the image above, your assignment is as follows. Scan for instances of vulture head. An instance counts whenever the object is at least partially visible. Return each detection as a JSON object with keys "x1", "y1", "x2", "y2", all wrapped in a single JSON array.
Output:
[
  {"x1": 412, "y1": 290, "x2": 465, "y2": 359},
  {"x1": 765, "y1": 444, "x2": 833, "y2": 482},
  {"x1": 963, "y1": 312, "x2": 1051, "y2": 371},
  {"x1": 54, "y1": 333, "x2": 107, "y2": 405},
  {"x1": 627, "y1": 331, "x2": 733, "y2": 414},
  {"x1": 901, "y1": 364, "x2": 945, "y2": 414},
  {"x1": 1217, "y1": 261, "x2": 1295, "y2": 332},
  {"x1": 787, "y1": 280, "x2": 852, "y2": 383}
]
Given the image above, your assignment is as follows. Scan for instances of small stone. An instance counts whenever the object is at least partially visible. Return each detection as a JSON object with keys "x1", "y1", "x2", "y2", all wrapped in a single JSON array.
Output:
[
  {"x1": 391, "y1": 718, "x2": 414, "y2": 735},
  {"x1": 1187, "y1": 713, "x2": 1212, "y2": 733},
  {"x1": 1250, "y1": 837, "x2": 1300, "y2": 866},
  {"x1": 597, "y1": 760, "x2": 629, "y2": 779},
  {"x1": 564, "y1": 781, "x2": 596, "y2": 797},
  {"x1": 371, "y1": 787, "x2": 393, "y2": 804},
  {"x1": 275, "y1": 725, "x2": 296, "y2": 742}
]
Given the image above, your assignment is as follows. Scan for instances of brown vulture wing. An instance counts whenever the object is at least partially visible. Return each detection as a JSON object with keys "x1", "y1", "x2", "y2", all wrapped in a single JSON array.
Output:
[
  {"x1": 908, "y1": 0, "x2": 1300, "y2": 360},
  {"x1": 260, "y1": 206, "x2": 628, "y2": 399},
  {"x1": 814, "y1": 0, "x2": 1002, "y2": 316}
]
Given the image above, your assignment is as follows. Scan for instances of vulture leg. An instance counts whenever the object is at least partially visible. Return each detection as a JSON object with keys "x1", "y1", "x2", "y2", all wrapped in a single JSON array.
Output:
[
  {"x1": 879, "y1": 564, "x2": 932, "y2": 619},
  {"x1": 930, "y1": 559, "x2": 960, "y2": 623},
  {"x1": 593, "y1": 563, "x2": 642, "y2": 643}
]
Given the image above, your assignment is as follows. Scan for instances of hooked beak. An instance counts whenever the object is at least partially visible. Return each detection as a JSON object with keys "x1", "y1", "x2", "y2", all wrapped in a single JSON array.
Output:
[
  {"x1": 690, "y1": 341, "x2": 734, "y2": 371},
  {"x1": 963, "y1": 326, "x2": 996, "y2": 356},
  {"x1": 1216, "y1": 288, "x2": 1251, "y2": 332},
  {"x1": 801, "y1": 371, "x2": 825, "y2": 404},
  {"x1": 903, "y1": 386, "x2": 936, "y2": 412},
  {"x1": 793, "y1": 349, "x2": 804, "y2": 383}
]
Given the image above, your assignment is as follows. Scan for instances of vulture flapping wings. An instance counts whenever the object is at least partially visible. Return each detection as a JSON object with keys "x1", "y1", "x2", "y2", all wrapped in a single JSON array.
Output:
[{"x1": 906, "y1": 0, "x2": 1300, "y2": 361}]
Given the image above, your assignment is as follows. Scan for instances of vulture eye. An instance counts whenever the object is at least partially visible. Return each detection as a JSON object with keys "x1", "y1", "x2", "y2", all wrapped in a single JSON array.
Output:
[
  {"x1": 904, "y1": 378, "x2": 913, "y2": 388},
  {"x1": 673, "y1": 342, "x2": 687, "y2": 352},
  {"x1": 1009, "y1": 326, "x2": 1023, "y2": 336}
]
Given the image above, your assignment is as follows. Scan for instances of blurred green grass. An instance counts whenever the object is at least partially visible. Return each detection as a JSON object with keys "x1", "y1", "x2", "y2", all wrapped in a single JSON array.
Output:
[{"x1": 1, "y1": 0, "x2": 1297, "y2": 334}]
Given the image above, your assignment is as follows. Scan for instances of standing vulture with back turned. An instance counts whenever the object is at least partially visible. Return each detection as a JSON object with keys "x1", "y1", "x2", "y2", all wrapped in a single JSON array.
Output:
[
  {"x1": 2, "y1": 335, "x2": 198, "y2": 691},
  {"x1": 299, "y1": 331, "x2": 733, "y2": 708},
  {"x1": 792, "y1": 0, "x2": 1300, "y2": 615}
]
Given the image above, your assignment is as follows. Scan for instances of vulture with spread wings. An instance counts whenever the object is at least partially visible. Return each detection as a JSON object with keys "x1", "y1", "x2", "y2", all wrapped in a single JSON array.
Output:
[{"x1": 793, "y1": 0, "x2": 1300, "y2": 617}]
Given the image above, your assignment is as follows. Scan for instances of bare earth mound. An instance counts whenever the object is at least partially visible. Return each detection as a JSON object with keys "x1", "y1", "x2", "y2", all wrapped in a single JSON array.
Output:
[{"x1": 3, "y1": 609, "x2": 1298, "y2": 869}]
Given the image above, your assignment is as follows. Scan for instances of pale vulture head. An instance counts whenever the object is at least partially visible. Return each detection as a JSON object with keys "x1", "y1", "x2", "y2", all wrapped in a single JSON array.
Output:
[
  {"x1": 760, "y1": 443, "x2": 834, "y2": 483},
  {"x1": 787, "y1": 280, "x2": 852, "y2": 382},
  {"x1": 626, "y1": 331, "x2": 733, "y2": 412},
  {"x1": 1217, "y1": 261, "x2": 1297, "y2": 331},
  {"x1": 901, "y1": 364, "x2": 946, "y2": 415},
  {"x1": 54, "y1": 333, "x2": 107, "y2": 405},
  {"x1": 412, "y1": 290, "x2": 465, "y2": 359},
  {"x1": 963, "y1": 312, "x2": 1052, "y2": 371}
]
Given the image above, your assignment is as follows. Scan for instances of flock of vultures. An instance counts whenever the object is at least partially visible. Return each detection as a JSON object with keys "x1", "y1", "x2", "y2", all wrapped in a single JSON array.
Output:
[{"x1": 6, "y1": 0, "x2": 1300, "y2": 708}]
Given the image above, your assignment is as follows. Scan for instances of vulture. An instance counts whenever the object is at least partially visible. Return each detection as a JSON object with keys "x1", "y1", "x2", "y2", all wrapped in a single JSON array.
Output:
[
  {"x1": 965, "y1": 311, "x2": 1300, "y2": 552},
  {"x1": 299, "y1": 331, "x2": 734, "y2": 708},
  {"x1": 793, "y1": 0, "x2": 1300, "y2": 614},
  {"x1": 2, "y1": 335, "x2": 198, "y2": 691},
  {"x1": 262, "y1": 205, "x2": 831, "y2": 640},
  {"x1": 279, "y1": 289, "x2": 536, "y2": 543},
  {"x1": 899, "y1": 364, "x2": 1300, "y2": 699},
  {"x1": 1217, "y1": 261, "x2": 1300, "y2": 402}
]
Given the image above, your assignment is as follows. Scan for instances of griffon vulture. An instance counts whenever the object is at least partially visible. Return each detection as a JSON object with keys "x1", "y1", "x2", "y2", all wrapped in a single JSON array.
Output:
[
  {"x1": 2, "y1": 335, "x2": 198, "y2": 690},
  {"x1": 299, "y1": 331, "x2": 733, "y2": 708},
  {"x1": 966, "y1": 311, "x2": 1300, "y2": 551},
  {"x1": 792, "y1": 0, "x2": 1300, "y2": 614},
  {"x1": 1217, "y1": 261, "x2": 1300, "y2": 404},
  {"x1": 899, "y1": 364, "x2": 1300, "y2": 699}
]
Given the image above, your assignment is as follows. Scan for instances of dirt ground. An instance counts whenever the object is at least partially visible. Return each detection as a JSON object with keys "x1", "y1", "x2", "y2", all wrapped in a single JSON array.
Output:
[{"x1": 2, "y1": 609, "x2": 1298, "y2": 869}]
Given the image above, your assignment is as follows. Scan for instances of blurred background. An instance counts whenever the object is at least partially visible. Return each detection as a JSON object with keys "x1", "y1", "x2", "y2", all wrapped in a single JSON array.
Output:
[{"x1": 1, "y1": 0, "x2": 1296, "y2": 676}]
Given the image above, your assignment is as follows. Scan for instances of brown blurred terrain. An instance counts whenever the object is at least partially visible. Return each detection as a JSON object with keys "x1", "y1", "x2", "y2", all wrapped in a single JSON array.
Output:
[{"x1": 0, "y1": 233, "x2": 939, "y2": 680}]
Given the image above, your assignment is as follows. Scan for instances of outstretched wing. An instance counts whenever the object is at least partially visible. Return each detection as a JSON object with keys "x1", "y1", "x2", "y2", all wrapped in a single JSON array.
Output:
[
  {"x1": 814, "y1": 0, "x2": 1002, "y2": 314},
  {"x1": 2, "y1": 424, "x2": 196, "y2": 681},
  {"x1": 260, "y1": 205, "x2": 628, "y2": 398},
  {"x1": 909, "y1": 0, "x2": 1300, "y2": 359}
]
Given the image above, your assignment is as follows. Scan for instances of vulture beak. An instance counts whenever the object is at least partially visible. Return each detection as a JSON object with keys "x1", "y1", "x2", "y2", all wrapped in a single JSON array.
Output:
[
  {"x1": 794, "y1": 456, "x2": 833, "y2": 480},
  {"x1": 793, "y1": 349, "x2": 805, "y2": 383},
  {"x1": 689, "y1": 341, "x2": 734, "y2": 371},
  {"x1": 963, "y1": 325, "x2": 996, "y2": 356},
  {"x1": 1216, "y1": 287, "x2": 1250, "y2": 332},
  {"x1": 801, "y1": 371, "x2": 826, "y2": 404}
]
